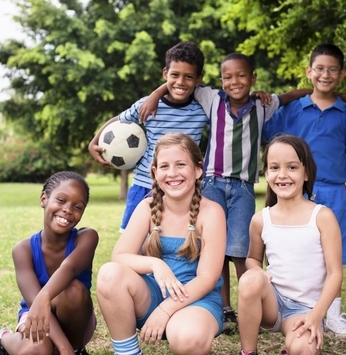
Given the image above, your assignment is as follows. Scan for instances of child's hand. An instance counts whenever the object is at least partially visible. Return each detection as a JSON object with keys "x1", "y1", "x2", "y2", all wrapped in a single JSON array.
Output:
[
  {"x1": 292, "y1": 312, "x2": 323, "y2": 349},
  {"x1": 139, "y1": 97, "x2": 159, "y2": 123},
  {"x1": 152, "y1": 261, "x2": 189, "y2": 301},
  {"x1": 23, "y1": 295, "x2": 50, "y2": 343},
  {"x1": 251, "y1": 91, "x2": 272, "y2": 106},
  {"x1": 89, "y1": 143, "x2": 113, "y2": 168},
  {"x1": 140, "y1": 306, "x2": 170, "y2": 345}
]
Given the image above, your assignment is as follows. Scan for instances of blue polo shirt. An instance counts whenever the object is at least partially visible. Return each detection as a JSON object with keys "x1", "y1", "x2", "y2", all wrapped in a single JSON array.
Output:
[{"x1": 263, "y1": 94, "x2": 346, "y2": 185}]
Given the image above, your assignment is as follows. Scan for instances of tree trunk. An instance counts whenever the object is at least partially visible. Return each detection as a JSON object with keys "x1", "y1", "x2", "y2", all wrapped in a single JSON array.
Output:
[{"x1": 119, "y1": 170, "x2": 129, "y2": 200}]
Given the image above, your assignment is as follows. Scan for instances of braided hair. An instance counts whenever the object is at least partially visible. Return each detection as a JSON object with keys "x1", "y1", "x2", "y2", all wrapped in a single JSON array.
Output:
[
  {"x1": 42, "y1": 171, "x2": 90, "y2": 205},
  {"x1": 145, "y1": 133, "x2": 203, "y2": 261}
]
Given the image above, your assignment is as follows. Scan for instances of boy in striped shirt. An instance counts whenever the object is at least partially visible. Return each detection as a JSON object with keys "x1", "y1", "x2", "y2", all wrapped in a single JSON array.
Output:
[{"x1": 89, "y1": 42, "x2": 209, "y2": 232}]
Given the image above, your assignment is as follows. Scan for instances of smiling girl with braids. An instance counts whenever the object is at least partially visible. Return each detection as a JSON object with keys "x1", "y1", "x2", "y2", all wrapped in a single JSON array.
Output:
[{"x1": 97, "y1": 132, "x2": 226, "y2": 355}]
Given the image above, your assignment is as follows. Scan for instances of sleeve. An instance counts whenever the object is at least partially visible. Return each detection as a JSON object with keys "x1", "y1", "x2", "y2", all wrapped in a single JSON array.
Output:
[
  {"x1": 118, "y1": 97, "x2": 148, "y2": 124},
  {"x1": 262, "y1": 105, "x2": 286, "y2": 143},
  {"x1": 193, "y1": 86, "x2": 220, "y2": 118}
]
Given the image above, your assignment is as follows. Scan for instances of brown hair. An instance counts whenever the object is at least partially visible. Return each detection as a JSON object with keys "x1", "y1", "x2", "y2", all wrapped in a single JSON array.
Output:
[
  {"x1": 145, "y1": 132, "x2": 203, "y2": 261},
  {"x1": 262, "y1": 135, "x2": 316, "y2": 207}
]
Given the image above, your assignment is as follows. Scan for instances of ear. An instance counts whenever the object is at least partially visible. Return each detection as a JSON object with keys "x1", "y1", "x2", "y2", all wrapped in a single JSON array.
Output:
[
  {"x1": 162, "y1": 67, "x2": 168, "y2": 80},
  {"x1": 196, "y1": 74, "x2": 203, "y2": 86},
  {"x1": 264, "y1": 170, "x2": 269, "y2": 182},
  {"x1": 40, "y1": 192, "x2": 47, "y2": 208},
  {"x1": 251, "y1": 72, "x2": 257, "y2": 85},
  {"x1": 304, "y1": 172, "x2": 308, "y2": 181},
  {"x1": 306, "y1": 66, "x2": 312, "y2": 79},
  {"x1": 339, "y1": 69, "x2": 345, "y2": 83},
  {"x1": 195, "y1": 163, "x2": 203, "y2": 179},
  {"x1": 152, "y1": 166, "x2": 157, "y2": 180}
]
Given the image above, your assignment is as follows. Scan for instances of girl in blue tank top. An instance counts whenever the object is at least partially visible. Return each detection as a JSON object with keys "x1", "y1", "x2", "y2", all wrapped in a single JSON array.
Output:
[
  {"x1": 0, "y1": 171, "x2": 99, "y2": 355},
  {"x1": 97, "y1": 132, "x2": 226, "y2": 355}
]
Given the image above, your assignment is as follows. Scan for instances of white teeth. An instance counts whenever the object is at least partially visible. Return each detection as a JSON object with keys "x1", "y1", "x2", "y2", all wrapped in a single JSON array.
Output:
[
  {"x1": 168, "y1": 181, "x2": 181, "y2": 186},
  {"x1": 56, "y1": 216, "x2": 69, "y2": 224},
  {"x1": 174, "y1": 88, "x2": 186, "y2": 93}
]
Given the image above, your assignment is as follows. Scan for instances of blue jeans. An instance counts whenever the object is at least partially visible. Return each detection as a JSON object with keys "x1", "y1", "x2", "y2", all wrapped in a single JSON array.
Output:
[{"x1": 201, "y1": 176, "x2": 255, "y2": 258}]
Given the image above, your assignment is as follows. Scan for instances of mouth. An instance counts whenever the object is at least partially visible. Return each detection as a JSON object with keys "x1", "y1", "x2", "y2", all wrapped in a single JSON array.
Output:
[
  {"x1": 166, "y1": 180, "x2": 184, "y2": 187},
  {"x1": 173, "y1": 87, "x2": 188, "y2": 94},
  {"x1": 230, "y1": 87, "x2": 243, "y2": 93},
  {"x1": 55, "y1": 215, "x2": 71, "y2": 225},
  {"x1": 317, "y1": 79, "x2": 332, "y2": 85},
  {"x1": 276, "y1": 183, "x2": 293, "y2": 187}
]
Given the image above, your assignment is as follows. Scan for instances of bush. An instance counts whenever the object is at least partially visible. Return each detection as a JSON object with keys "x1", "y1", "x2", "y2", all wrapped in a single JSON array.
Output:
[{"x1": 0, "y1": 139, "x2": 72, "y2": 183}]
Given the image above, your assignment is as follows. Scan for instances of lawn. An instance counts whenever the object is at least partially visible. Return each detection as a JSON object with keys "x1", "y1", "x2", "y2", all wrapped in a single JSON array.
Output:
[{"x1": 0, "y1": 175, "x2": 345, "y2": 354}]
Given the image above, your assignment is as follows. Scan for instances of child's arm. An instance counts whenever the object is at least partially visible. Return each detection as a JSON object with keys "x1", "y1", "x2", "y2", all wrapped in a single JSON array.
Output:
[
  {"x1": 140, "y1": 198, "x2": 227, "y2": 342},
  {"x1": 19, "y1": 228, "x2": 99, "y2": 342},
  {"x1": 292, "y1": 207, "x2": 342, "y2": 349},
  {"x1": 279, "y1": 89, "x2": 312, "y2": 105},
  {"x1": 139, "y1": 83, "x2": 168, "y2": 122},
  {"x1": 88, "y1": 116, "x2": 118, "y2": 168}
]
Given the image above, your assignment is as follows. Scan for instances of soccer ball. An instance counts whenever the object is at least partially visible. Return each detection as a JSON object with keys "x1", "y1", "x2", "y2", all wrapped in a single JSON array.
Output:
[{"x1": 98, "y1": 121, "x2": 147, "y2": 170}]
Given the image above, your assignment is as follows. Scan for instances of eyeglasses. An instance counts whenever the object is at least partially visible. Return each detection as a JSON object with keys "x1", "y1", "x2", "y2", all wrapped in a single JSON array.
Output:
[{"x1": 312, "y1": 67, "x2": 341, "y2": 75}]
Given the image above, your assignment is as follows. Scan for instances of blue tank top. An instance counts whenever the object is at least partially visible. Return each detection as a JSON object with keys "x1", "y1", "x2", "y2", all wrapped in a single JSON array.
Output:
[{"x1": 18, "y1": 228, "x2": 92, "y2": 317}]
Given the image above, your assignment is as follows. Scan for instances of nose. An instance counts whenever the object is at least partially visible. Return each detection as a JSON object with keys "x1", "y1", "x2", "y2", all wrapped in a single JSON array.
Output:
[
  {"x1": 62, "y1": 203, "x2": 72, "y2": 214},
  {"x1": 167, "y1": 166, "x2": 177, "y2": 176},
  {"x1": 278, "y1": 168, "x2": 287, "y2": 178}
]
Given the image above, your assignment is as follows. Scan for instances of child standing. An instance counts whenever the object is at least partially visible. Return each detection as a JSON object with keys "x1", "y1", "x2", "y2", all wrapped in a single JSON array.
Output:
[
  {"x1": 263, "y1": 43, "x2": 346, "y2": 335},
  {"x1": 140, "y1": 52, "x2": 311, "y2": 332},
  {"x1": 237, "y1": 135, "x2": 342, "y2": 355},
  {"x1": 88, "y1": 42, "x2": 209, "y2": 232},
  {"x1": 0, "y1": 171, "x2": 99, "y2": 355},
  {"x1": 96, "y1": 132, "x2": 226, "y2": 355}
]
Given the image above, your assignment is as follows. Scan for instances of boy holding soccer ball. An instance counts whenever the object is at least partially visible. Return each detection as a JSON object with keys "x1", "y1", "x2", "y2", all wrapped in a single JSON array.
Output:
[{"x1": 88, "y1": 42, "x2": 209, "y2": 232}]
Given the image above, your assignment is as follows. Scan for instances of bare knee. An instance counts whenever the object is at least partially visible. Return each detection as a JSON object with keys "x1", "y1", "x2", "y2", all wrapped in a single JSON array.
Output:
[
  {"x1": 97, "y1": 262, "x2": 127, "y2": 300},
  {"x1": 238, "y1": 269, "x2": 266, "y2": 298},
  {"x1": 168, "y1": 331, "x2": 212, "y2": 355},
  {"x1": 54, "y1": 279, "x2": 90, "y2": 308},
  {"x1": 286, "y1": 336, "x2": 318, "y2": 355}
]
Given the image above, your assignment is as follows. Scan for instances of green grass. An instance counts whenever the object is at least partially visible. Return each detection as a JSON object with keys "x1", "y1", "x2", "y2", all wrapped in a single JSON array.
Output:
[{"x1": 0, "y1": 175, "x2": 345, "y2": 354}]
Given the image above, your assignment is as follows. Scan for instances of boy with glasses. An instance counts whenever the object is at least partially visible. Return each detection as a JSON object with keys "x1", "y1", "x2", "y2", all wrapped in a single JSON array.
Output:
[{"x1": 263, "y1": 43, "x2": 346, "y2": 336}]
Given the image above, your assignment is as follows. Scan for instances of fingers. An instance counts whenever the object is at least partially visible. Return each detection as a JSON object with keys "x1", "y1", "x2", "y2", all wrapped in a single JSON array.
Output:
[
  {"x1": 24, "y1": 318, "x2": 48, "y2": 343},
  {"x1": 140, "y1": 327, "x2": 163, "y2": 345},
  {"x1": 159, "y1": 280, "x2": 189, "y2": 301}
]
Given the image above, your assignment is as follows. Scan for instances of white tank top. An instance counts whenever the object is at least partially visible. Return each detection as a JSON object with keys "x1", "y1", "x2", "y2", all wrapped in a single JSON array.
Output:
[{"x1": 262, "y1": 204, "x2": 326, "y2": 308}]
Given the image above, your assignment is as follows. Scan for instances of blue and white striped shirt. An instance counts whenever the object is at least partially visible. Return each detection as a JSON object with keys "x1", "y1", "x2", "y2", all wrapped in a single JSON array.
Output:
[{"x1": 119, "y1": 95, "x2": 209, "y2": 189}]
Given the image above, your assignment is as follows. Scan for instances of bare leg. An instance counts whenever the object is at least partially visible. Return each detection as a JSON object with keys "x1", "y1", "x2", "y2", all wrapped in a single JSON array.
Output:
[
  {"x1": 51, "y1": 279, "x2": 93, "y2": 349},
  {"x1": 96, "y1": 262, "x2": 152, "y2": 340},
  {"x1": 238, "y1": 269, "x2": 278, "y2": 352},
  {"x1": 282, "y1": 316, "x2": 319, "y2": 355},
  {"x1": 166, "y1": 306, "x2": 219, "y2": 355}
]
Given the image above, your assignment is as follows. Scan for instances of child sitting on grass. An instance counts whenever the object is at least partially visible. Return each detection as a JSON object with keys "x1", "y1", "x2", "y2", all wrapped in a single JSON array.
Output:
[{"x1": 0, "y1": 171, "x2": 99, "y2": 355}]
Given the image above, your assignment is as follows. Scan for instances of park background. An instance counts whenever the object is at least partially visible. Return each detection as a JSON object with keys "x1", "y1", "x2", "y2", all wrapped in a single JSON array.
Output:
[{"x1": 0, "y1": 0, "x2": 346, "y2": 354}]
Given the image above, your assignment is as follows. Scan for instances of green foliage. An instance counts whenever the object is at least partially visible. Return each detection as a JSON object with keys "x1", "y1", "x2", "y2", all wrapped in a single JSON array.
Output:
[{"x1": 0, "y1": 139, "x2": 72, "y2": 182}]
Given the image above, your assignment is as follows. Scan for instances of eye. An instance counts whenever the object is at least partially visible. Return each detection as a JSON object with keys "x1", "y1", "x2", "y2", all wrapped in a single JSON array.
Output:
[
  {"x1": 329, "y1": 67, "x2": 340, "y2": 75},
  {"x1": 74, "y1": 205, "x2": 83, "y2": 211},
  {"x1": 269, "y1": 166, "x2": 278, "y2": 170},
  {"x1": 177, "y1": 163, "x2": 186, "y2": 167},
  {"x1": 185, "y1": 75, "x2": 194, "y2": 80},
  {"x1": 288, "y1": 165, "x2": 297, "y2": 170},
  {"x1": 56, "y1": 198, "x2": 65, "y2": 203}
]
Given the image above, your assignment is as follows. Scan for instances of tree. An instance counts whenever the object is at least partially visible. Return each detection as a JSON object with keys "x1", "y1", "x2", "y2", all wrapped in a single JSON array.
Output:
[{"x1": 219, "y1": 0, "x2": 346, "y2": 90}]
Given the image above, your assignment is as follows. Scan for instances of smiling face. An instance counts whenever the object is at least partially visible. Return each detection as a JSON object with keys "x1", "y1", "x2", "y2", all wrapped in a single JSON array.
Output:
[
  {"x1": 163, "y1": 61, "x2": 202, "y2": 104},
  {"x1": 265, "y1": 142, "x2": 308, "y2": 201},
  {"x1": 220, "y1": 58, "x2": 256, "y2": 105},
  {"x1": 306, "y1": 54, "x2": 345, "y2": 94},
  {"x1": 152, "y1": 145, "x2": 202, "y2": 200},
  {"x1": 41, "y1": 179, "x2": 87, "y2": 234}
]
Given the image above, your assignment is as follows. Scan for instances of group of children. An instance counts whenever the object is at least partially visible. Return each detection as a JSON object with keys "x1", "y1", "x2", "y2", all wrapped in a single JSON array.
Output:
[{"x1": 0, "y1": 40, "x2": 345, "y2": 355}]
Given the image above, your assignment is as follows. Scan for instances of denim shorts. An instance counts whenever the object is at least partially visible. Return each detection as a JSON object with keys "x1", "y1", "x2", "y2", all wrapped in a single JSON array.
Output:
[
  {"x1": 264, "y1": 286, "x2": 315, "y2": 332},
  {"x1": 137, "y1": 274, "x2": 223, "y2": 336},
  {"x1": 312, "y1": 182, "x2": 346, "y2": 264},
  {"x1": 120, "y1": 184, "x2": 151, "y2": 232},
  {"x1": 201, "y1": 176, "x2": 255, "y2": 258}
]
